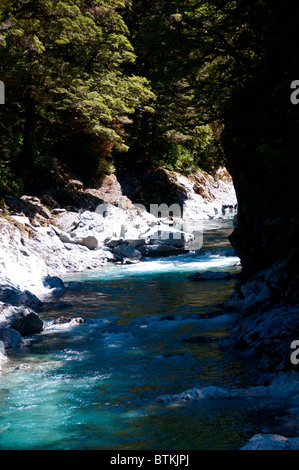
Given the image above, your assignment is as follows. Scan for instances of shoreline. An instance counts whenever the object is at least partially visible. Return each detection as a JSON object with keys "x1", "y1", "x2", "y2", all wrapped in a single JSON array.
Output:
[
  {"x1": 1, "y1": 170, "x2": 298, "y2": 449},
  {"x1": 0, "y1": 168, "x2": 237, "y2": 363}
]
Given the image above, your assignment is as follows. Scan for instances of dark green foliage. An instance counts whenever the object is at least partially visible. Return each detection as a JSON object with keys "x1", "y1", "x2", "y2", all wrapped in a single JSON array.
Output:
[
  {"x1": 221, "y1": 0, "x2": 299, "y2": 274},
  {"x1": 120, "y1": 0, "x2": 264, "y2": 173},
  {"x1": 0, "y1": 0, "x2": 297, "y2": 202},
  {"x1": 0, "y1": 0, "x2": 154, "y2": 191}
]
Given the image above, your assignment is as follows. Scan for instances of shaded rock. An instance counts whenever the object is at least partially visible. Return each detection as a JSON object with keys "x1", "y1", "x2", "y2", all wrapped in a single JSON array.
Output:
[
  {"x1": 219, "y1": 302, "x2": 299, "y2": 371},
  {"x1": 85, "y1": 174, "x2": 134, "y2": 209},
  {"x1": 105, "y1": 237, "x2": 125, "y2": 248},
  {"x1": 79, "y1": 235, "x2": 98, "y2": 250},
  {"x1": 0, "y1": 340, "x2": 7, "y2": 369},
  {"x1": 117, "y1": 167, "x2": 237, "y2": 219},
  {"x1": 125, "y1": 238, "x2": 146, "y2": 249},
  {"x1": 4, "y1": 195, "x2": 51, "y2": 220},
  {"x1": 143, "y1": 226, "x2": 194, "y2": 248},
  {"x1": 67, "y1": 281, "x2": 85, "y2": 291},
  {"x1": 139, "y1": 244, "x2": 188, "y2": 257},
  {"x1": 59, "y1": 233, "x2": 74, "y2": 244},
  {"x1": 189, "y1": 271, "x2": 238, "y2": 281},
  {"x1": 43, "y1": 276, "x2": 67, "y2": 296},
  {"x1": 0, "y1": 283, "x2": 43, "y2": 310},
  {"x1": 0, "y1": 327, "x2": 28, "y2": 349},
  {"x1": 112, "y1": 244, "x2": 142, "y2": 259},
  {"x1": 11, "y1": 308, "x2": 44, "y2": 336},
  {"x1": 240, "y1": 433, "x2": 299, "y2": 450},
  {"x1": 40, "y1": 194, "x2": 60, "y2": 209}
]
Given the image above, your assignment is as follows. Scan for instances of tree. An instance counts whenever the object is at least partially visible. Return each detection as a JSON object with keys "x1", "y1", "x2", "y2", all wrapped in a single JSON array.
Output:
[
  {"x1": 120, "y1": 0, "x2": 265, "y2": 173},
  {"x1": 0, "y1": 0, "x2": 154, "y2": 188}
]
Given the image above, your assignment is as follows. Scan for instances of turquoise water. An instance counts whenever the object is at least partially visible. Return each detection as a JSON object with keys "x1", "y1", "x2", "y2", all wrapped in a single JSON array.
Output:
[{"x1": 0, "y1": 221, "x2": 279, "y2": 450}]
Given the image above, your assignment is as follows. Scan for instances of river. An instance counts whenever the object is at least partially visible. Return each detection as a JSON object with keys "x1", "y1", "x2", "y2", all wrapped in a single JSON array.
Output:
[{"x1": 0, "y1": 219, "x2": 281, "y2": 450}]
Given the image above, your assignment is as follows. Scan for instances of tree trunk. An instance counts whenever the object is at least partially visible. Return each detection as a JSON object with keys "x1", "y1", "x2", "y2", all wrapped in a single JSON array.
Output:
[{"x1": 22, "y1": 99, "x2": 36, "y2": 165}]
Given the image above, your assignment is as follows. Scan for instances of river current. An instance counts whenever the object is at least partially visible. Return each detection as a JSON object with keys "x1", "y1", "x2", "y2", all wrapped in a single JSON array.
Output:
[{"x1": 0, "y1": 220, "x2": 281, "y2": 450}]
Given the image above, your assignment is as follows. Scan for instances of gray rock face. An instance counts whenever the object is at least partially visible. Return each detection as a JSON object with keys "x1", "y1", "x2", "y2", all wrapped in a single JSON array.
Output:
[
  {"x1": 59, "y1": 232, "x2": 98, "y2": 250},
  {"x1": 0, "y1": 327, "x2": 28, "y2": 349},
  {"x1": 105, "y1": 237, "x2": 125, "y2": 248},
  {"x1": 79, "y1": 235, "x2": 98, "y2": 250},
  {"x1": 0, "y1": 283, "x2": 43, "y2": 310},
  {"x1": 0, "y1": 305, "x2": 44, "y2": 336},
  {"x1": 241, "y1": 433, "x2": 299, "y2": 450},
  {"x1": 139, "y1": 244, "x2": 188, "y2": 257},
  {"x1": 11, "y1": 308, "x2": 44, "y2": 336},
  {"x1": 112, "y1": 244, "x2": 142, "y2": 259},
  {"x1": 0, "y1": 169, "x2": 237, "y2": 371},
  {"x1": 221, "y1": 259, "x2": 299, "y2": 372},
  {"x1": 0, "y1": 340, "x2": 7, "y2": 370},
  {"x1": 126, "y1": 238, "x2": 146, "y2": 249},
  {"x1": 145, "y1": 226, "x2": 194, "y2": 248},
  {"x1": 43, "y1": 276, "x2": 67, "y2": 296}
]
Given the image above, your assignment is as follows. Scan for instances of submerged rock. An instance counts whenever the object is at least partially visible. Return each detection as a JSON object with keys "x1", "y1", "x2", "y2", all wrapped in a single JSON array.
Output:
[
  {"x1": 0, "y1": 282, "x2": 43, "y2": 309},
  {"x1": 50, "y1": 316, "x2": 85, "y2": 326},
  {"x1": 188, "y1": 271, "x2": 238, "y2": 281},
  {"x1": 0, "y1": 327, "x2": 29, "y2": 349},
  {"x1": 139, "y1": 244, "x2": 188, "y2": 257},
  {"x1": 241, "y1": 433, "x2": 299, "y2": 450},
  {"x1": 10, "y1": 308, "x2": 44, "y2": 336},
  {"x1": 112, "y1": 244, "x2": 142, "y2": 260},
  {"x1": 0, "y1": 340, "x2": 7, "y2": 370},
  {"x1": 0, "y1": 305, "x2": 44, "y2": 336},
  {"x1": 43, "y1": 276, "x2": 67, "y2": 296}
]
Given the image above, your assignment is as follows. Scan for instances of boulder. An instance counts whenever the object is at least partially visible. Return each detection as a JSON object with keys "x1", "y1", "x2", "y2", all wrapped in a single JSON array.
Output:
[
  {"x1": 54, "y1": 212, "x2": 80, "y2": 232},
  {"x1": 79, "y1": 235, "x2": 98, "y2": 250},
  {"x1": 59, "y1": 230, "x2": 98, "y2": 250},
  {"x1": 43, "y1": 276, "x2": 66, "y2": 295},
  {"x1": 50, "y1": 316, "x2": 85, "y2": 326},
  {"x1": 241, "y1": 434, "x2": 299, "y2": 450},
  {"x1": 0, "y1": 327, "x2": 28, "y2": 349},
  {"x1": 105, "y1": 237, "x2": 125, "y2": 248},
  {"x1": 112, "y1": 244, "x2": 142, "y2": 259},
  {"x1": 0, "y1": 283, "x2": 43, "y2": 310},
  {"x1": 0, "y1": 341, "x2": 7, "y2": 369},
  {"x1": 139, "y1": 244, "x2": 187, "y2": 257},
  {"x1": 11, "y1": 215, "x2": 30, "y2": 226},
  {"x1": 64, "y1": 243, "x2": 90, "y2": 252},
  {"x1": 125, "y1": 238, "x2": 146, "y2": 249},
  {"x1": 59, "y1": 233, "x2": 74, "y2": 244},
  {"x1": 143, "y1": 226, "x2": 194, "y2": 248},
  {"x1": 11, "y1": 308, "x2": 44, "y2": 336}
]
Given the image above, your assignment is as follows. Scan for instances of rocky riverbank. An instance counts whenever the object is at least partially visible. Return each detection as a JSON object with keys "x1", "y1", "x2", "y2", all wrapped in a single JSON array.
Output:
[
  {"x1": 1, "y1": 166, "x2": 298, "y2": 449},
  {"x1": 0, "y1": 167, "x2": 237, "y2": 365}
]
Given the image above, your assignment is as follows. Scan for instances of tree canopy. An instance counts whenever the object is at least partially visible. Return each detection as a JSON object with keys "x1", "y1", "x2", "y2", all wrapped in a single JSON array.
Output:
[
  {"x1": 0, "y1": 0, "x2": 154, "y2": 189},
  {"x1": 0, "y1": 0, "x2": 293, "y2": 195}
]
